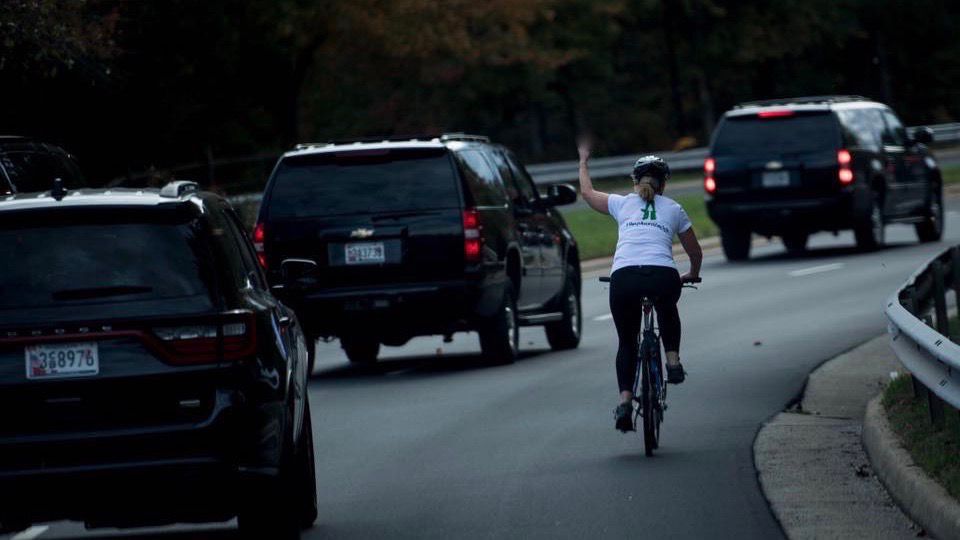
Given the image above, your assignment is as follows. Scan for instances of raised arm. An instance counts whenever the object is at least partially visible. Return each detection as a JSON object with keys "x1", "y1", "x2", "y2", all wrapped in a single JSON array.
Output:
[
  {"x1": 679, "y1": 228, "x2": 703, "y2": 280},
  {"x1": 577, "y1": 138, "x2": 610, "y2": 215}
]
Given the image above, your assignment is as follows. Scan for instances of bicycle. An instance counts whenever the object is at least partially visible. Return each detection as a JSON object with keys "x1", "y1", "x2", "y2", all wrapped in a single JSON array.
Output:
[{"x1": 599, "y1": 275, "x2": 701, "y2": 456}]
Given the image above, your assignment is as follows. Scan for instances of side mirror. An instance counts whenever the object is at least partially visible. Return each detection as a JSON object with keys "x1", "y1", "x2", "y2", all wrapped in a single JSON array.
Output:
[
  {"x1": 280, "y1": 258, "x2": 318, "y2": 284},
  {"x1": 912, "y1": 126, "x2": 934, "y2": 145},
  {"x1": 544, "y1": 183, "x2": 577, "y2": 206}
]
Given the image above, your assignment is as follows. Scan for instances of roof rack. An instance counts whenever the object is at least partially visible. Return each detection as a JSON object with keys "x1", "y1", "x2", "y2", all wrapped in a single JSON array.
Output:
[
  {"x1": 159, "y1": 180, "x2": 200, "y2": 198},
  {"x1": 734, "y1": 95, "x2": 870, "y2": 109},
  {"x1": 292, "y1": 132, "x2": 490, "y2": 151}
]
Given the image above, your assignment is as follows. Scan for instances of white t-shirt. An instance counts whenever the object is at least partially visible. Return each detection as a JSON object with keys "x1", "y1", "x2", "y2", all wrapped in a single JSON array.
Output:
[{"x1": 607, "y1": 193, "x2": 692, "y2": 272}]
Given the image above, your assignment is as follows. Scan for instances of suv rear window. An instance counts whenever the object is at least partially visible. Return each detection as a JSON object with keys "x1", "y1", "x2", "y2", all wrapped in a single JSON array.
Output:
[
  {"x1": 713, "y1": 113, "x2": 841, "y2": 155},
  {"x1": 267, "y1": 149, "x2": 460, "y2": 218},
  {"x1": 0, "y1": 218, "x2": 216, "y2": 313}
]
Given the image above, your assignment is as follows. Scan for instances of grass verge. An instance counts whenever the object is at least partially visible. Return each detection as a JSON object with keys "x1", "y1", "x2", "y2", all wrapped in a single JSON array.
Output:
[
  {"x1": 562, "y1": 194, "x2": 717, "y2": 261},
  {"x1": 943, "y1": 164, "x2": 960, "y2": 185},
  {"x1": 882, "y1": 374, "x2": 960, "y2": 499}
]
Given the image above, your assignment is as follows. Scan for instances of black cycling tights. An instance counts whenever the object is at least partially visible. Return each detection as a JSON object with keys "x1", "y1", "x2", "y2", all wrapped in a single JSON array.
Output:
[{"x1": 609, "y1": 265, "x2": 682, "y2": 393}]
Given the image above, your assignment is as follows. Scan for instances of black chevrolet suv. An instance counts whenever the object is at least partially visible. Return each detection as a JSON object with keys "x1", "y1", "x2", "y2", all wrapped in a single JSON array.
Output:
[
  {"x1": 0, "y1": 182, "x2": 315, "y2": 537},
  {"x1": 705, "y1": 96, "x2": 942, "y2": 260},
  {"x1": 256, "y1": 133, "x2": 581, "y2": 365}
]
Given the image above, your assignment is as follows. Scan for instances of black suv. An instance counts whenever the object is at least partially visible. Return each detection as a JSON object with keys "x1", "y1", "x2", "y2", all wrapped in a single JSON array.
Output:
[
  {"x1": 0, "y1": 182, "x2": 315, "y2": 537},
  {"x1": 704, "y1": 96, "x2": 942, "y2": 260},
  {"x1": 0, "y1": 136, "x2": 85, "y2": 194},
  {"x1": 256, "y1": 133, "x2": 582, "y2": 365}
]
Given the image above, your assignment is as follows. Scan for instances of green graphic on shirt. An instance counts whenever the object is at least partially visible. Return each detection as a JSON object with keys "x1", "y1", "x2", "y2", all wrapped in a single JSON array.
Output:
[{"x1": 641, "y1": 201, "x2": 657, "y2": 221}]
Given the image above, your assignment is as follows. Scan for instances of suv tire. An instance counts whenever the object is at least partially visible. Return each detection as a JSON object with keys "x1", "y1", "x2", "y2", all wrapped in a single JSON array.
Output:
[
  {"x1": 782, "y1": 232, "x2": 809, "y2": 254},
  {"x1": 721, "y1": 227, "x2": 751, "y2": 261},
  {"x1": 855, "y1": 194, "x2": 885, "y2": 251},
  {"x1": 545, "y1": 266, "x2": 581, "y2": 350},
  {"x1": 916, "y1": 184, "x2": 943, "y2": 243},
  {"x1": 341, "y1": 338, "x2": 379, "y2": 364},
  {"x1": 237, "y1": 397, "x2": 317, "y2": 539},
  {"x1": 479, "y1": 286, "x2": 519, "y2": 364}
]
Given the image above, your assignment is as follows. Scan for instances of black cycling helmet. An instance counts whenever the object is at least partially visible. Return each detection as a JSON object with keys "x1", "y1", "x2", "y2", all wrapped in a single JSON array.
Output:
[{"x1": 631, "y1": 155, "x2": 671, "y2": 184}]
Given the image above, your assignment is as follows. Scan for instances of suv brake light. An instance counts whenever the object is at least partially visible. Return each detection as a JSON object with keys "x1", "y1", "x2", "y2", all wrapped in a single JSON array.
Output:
[
  {"x1": 152, "y1": 311, "x2": 256, "y2": 365},
  {"x1": 704, "y1": 157, "x2": 717, "y2": 195},
  {"x1": 757, "y1": 110, "x2": 795, "y2": 118},
  {"x1": 837, "y1": 150, "x2": 854, "y2": 185},
  {"x1": 463, "y1": 209, "x2": 482, "y2": 263},
  {"x1": 252, "y1": 222, "x2": 267, "y2": 268}
]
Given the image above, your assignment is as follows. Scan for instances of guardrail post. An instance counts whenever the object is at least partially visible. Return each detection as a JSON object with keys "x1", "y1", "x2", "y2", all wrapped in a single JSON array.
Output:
[
  {"x1": 929, "y1": 391, "x2": 946, "y2": 429},
  {"x1": 933, "y1": 260, "x2": 950, "y2": 336},
  {"x1": 906, "y1": 288, "x2": 929, "y2": 400}
]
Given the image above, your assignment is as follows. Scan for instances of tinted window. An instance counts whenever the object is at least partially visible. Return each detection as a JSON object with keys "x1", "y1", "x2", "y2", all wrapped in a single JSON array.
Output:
[
  {"x1": 0, "y1": 151, "x2": 81, "y2": 193},
  {"x1": 267, "y1": 149, "x2": 460, "y2": 218},
  {"x1": 713, "y1": 114, "x2": 841, "y2": 155},
  {"x1": 457, "y1": 150, "x2": 508, "y2": 206},
  {"x1": 836, "y1": 109, "x2": 881, "y2": 151},
  {"x1": 0, "y1": 219, "x2": 216, "y2": 312},
  {"x1": 881, "y1": 110, "x2": 907, "y2": 146},
  {"x1": 505, "y1": 152, "x2": 539, "y2": 202},
  {"x1": 487, "y1": 150, "x2": 523, "y2": 204}
]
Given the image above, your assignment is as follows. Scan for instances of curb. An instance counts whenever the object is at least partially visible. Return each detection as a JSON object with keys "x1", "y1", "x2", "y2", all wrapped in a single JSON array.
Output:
[{"x1": 863, "y1": 396, "x2": 960, "y2": 540}]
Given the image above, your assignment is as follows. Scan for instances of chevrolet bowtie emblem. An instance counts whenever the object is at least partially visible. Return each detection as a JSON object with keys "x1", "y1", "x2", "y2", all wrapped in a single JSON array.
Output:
[{"x1": 350, "y1": 228, "x2": 375, "y2": 238}]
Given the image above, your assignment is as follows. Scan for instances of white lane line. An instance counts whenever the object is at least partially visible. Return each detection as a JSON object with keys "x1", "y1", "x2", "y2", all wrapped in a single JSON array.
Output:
[
  {"x1": 788, "y1": 262, "x2": 845, "y2": 277},
  {"x1": 593, "y1": 313, "x2": 614, "y2": 321},
  {"x1": 13, "y1": 526, "x2": 49, "y2": 540}
]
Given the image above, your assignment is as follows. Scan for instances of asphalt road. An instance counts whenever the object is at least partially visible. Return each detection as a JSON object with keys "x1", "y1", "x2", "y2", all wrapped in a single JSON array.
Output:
[{"x1": 8, "y1": 204, "x2": 960, "y2": 539}]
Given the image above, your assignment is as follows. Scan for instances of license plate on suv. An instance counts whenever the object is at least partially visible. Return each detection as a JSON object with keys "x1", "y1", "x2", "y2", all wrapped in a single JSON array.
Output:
[
  {"x1": 25, "y1": 342, "x2": 99, "y2": 380},
  {"x1": 345, "y1": 242, "x2": 385, "y2": 265},
  {"x1": 762, "y1": 170, "x2": 791, "y2": 188}
]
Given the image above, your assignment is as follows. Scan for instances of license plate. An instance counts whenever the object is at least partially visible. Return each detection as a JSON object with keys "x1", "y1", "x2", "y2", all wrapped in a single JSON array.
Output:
[
  {"x1": 762, "y1": 170, "x2": 791, "y2": 188},
  {"x1": 345, "y1": 242, "x2": 385, "y2": 265},
  {"x1": 25, "y1": 342, "x2": 99, "y2": 380}
]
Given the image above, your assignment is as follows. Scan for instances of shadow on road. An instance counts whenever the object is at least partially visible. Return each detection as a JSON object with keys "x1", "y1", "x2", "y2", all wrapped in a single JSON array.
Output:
[
  {"x1": 728, "y1": 240, "x2": 918, "y2": 266},
  {"x1": 312, "y1": 349, "x2": 551, "y2": 382}
]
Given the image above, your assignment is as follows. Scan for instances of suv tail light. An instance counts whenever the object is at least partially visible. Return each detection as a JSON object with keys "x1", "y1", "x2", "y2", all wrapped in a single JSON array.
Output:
[
  {"x1": 252, "y1": 222, "x2": 267, "y2": 269},
  {"x1": 152, "y1": 311, "x2": 256, "y2": 365},
  {"x1": 463, "y1": 209, "x2": 482, "y2": 263},
  {"x1": 837, "y1": 149, "x2": 854, "y2": 185},
  {"x1": 704, "y1": 157, "x2": 717, "y2": 195}
]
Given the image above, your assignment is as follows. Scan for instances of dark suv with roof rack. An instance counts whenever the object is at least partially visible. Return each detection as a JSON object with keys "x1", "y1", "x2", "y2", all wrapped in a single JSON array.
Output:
[
  {"x1": 704, "y1": 96, "x2": 942, "y2": 260},
  {"x1": 0, "y1": 181, "x2": 315, "y2": 537},
  {"x1": 255, "y1": 133, "x2": 582, "y2": 365}
]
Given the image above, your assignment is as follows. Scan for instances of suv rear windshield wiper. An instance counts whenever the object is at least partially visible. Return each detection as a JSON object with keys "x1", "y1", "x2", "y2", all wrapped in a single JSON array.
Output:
[{"x1": 51, "y1": 285, "x2": 154, "y2": 301}]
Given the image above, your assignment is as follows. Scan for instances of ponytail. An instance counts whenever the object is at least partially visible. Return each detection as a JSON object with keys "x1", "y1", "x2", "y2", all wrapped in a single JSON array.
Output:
[{"x1": 635, "y1": 180, "x2": 656, "y2": 202}]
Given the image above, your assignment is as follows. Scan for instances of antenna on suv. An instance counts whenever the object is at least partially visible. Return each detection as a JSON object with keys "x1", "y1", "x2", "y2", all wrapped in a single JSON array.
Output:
[
  {"x1": 159, "y1": 180, "x2": 200, "y2": 198},
  {"x1": 51, "y1": 178, "x2": 67, "y2": 201}
]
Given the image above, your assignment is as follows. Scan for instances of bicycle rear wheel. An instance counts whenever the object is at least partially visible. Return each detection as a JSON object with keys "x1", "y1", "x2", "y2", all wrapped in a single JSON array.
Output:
[{"x1": 640, "y1": 341, "x2": 659, "y2": 456}]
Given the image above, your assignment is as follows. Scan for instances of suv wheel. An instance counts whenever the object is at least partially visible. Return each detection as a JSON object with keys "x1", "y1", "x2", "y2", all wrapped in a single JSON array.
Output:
[
  {"x1": 916, "y1": 185, "x2": 943, "y2": 243},
  {"x1": 238, "y1": 397, "x2": 317, "y2": 538},
  {"x1": 341, "y1": 337, "x2": 379, "y2": 364},
  {"x1": 781, "y1": 232, "x2": 809, "y2": 254},
  {"x1": 721, "y1": 227, "x2": 751, "y2": 261},
  {"x1": 479, "y1": 286, "x2": 519, "y2": 364},
  {"x1": 855, "y1": 195, "x2": 885, "y2": 250},
  {"x1": 545, "y1": 266, "x2": 581, "y2": 350}
]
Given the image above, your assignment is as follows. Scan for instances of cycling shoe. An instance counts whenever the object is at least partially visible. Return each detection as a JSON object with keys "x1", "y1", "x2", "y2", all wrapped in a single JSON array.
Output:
[
  {"x1": 614, "y1": 402, "x2": 634, "y2": 432},
  {"x1": 666, "y1": 363, "x2": 686, "y2": 384}
]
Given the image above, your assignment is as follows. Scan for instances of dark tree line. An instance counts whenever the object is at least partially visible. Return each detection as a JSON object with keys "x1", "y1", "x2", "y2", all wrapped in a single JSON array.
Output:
[{"x1": 1, "y1": 0, "x2": 958, "y2": 186}]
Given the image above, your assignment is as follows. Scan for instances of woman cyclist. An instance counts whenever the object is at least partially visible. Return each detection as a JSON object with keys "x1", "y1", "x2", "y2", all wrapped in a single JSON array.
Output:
[{"x1": 577, "y1": 138, "x2": 703, "y2": 433}]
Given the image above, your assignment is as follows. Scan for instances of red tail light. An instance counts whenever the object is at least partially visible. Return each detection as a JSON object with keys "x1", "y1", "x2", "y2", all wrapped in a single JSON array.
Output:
[
  {"x1": 252, "y1": 222, "x2": 267, "y2": 269},
  {"x1": 152, "y1": 311, "x2": 256, "y2": 365},
  {"x1": 757, "y1": 110, "x2": 795, "y2": 118},
  {"x1": 463, "y1": 209, "x2": 482, "y2": 263},
  {"x1": 837, "y1": 149, "x2": 854, "y2": 185},
  {"x1": 704, "y1": 157, "x2": 717, "y2": 195}
]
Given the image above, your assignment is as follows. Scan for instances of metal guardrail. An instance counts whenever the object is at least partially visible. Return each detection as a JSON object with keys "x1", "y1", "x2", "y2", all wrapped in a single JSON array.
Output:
[
  {"x1": 220, "y1": 122, "x2": 959, "y2": 206},
  {"x1": 886, "y1": 246, "x2": 960, "y2": 426}
]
